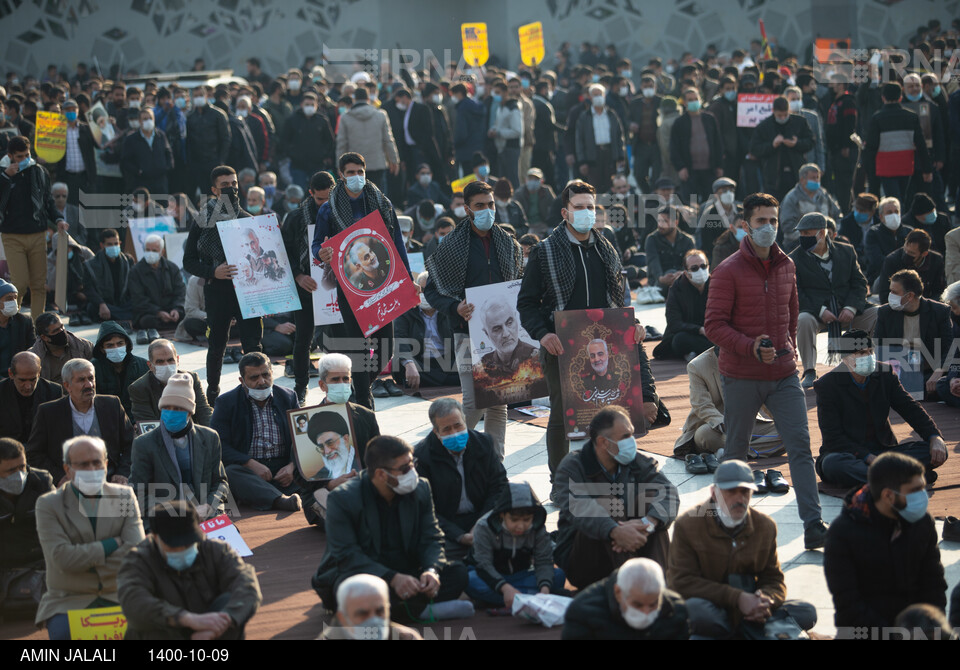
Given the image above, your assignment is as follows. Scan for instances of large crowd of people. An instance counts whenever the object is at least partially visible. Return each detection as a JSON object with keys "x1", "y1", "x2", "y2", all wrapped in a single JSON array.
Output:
[{"x1": 2, "y1": 17, "x2": 960, "y2": 641}]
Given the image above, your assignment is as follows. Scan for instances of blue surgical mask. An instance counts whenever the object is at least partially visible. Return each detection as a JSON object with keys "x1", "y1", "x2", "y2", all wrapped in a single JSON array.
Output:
[
  {"x1": 854, "y1": 210, "x2": 871, "y2": 224},
  {"x1": 606, "y1": 436, "x2": 637, "y2": 465},
  {"x1": 734, "y1": 227, "x2": 748, "y2": 242},
  {"x1": 165, "y1": 543, "x2": 199, "y2": 571},
  {"x1": 924, "y1": 211, "x2": 937, "y2": 224},
  {"x1": 105, "y1": 245, "x2": 121, "y2": 259},
  {"x1": 18, "y1": 158, "x2": 33, "y2": 171},
  {"x1": 65, "y1": 111, "x2": 78, "y2": 122},
  {"x1": 933, "y1": 85, "x2": 942, "y2": 97},
  {"x1": 853, "y1": 353, "x2": 876, "y2": 376},
  {"x1": 263, "y1": 185, "x2": 276, "y2": 198},
  {"x1": 477, "y1": 165, "x2": 490, "y2": 178},
  {"x1": 895, "y1": 489, "x2": 929, "y2": 523},
  {"x1": 161, "y1": 408, "x2": 190, "y2": 433},
  {"x1": 345, "y1": 174, "x2": 365, "y2": 192},
  {"x1": 905, "y1": 92, "x2": 922, "y2": 102},
  {"x1": 105, "y1": 347, "x2": 127, "y2": 364},
  {"x1": 247, "y1": 204, "x2": 262, "y2": 214},
  {"x1": 473, "y1": 207, "x2": 495, "y2": 231},
  {"x1": 492, "y1": 94, "x2": 502, "y2": 104},
  {"x1": 749, "y1": 223, "x2": 777, "y2": 247},
  {"x1": 686, "y1": 100, "x2": 701, "y2": 112},
  {"x1": 441, "y1": 430, "x2": 469, "y2": 452},
  {"x1": 526, "y1": 179, "x2": 540, "y2": 191},
  {"x1": 520, "y1": 78, "x2": 531, "y2": 89},
  {"x1": 174, "y1": 97, "x2": 186, "y2": 109},
  {"x1": 571, "y1": 208, "x2": 596, "y2": 234},
  {"x1": 67, "y1": 250, "x2": 74, "y2": 260},
  {"x1": 325, "y1": 382, "x2": 352, "y2": 404},
  {"x1": 724, "y1": 89, "x2": 737, "y2": 102},
  {"x1": 805, "y1": 180, "x2": 820, "y2": 191}
]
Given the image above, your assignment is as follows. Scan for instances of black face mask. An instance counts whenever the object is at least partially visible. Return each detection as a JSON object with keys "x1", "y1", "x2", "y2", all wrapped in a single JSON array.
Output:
[
  {"x1": 47, "y1": 330, "x2": 68, "y2": 347},
  {"x1": 219, "y1": 186, "x2": 240, "y2": 209},
  {"x1": 798, "y1": 235, "x2": 819, "y2": 252}
]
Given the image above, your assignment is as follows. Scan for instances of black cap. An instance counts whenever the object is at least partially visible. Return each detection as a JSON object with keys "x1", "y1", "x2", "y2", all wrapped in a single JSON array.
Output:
[
  {"x1": 836, "y1": 329, "x2": 874, "y2": 356},
  {"x1": 151, "y1": 500, "x2": 203, "y2": 547}
]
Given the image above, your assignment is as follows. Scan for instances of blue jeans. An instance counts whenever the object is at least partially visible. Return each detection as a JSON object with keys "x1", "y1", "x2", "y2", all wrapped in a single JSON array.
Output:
[
  {"x1": 46, "y1": 613, "x2": 71, "y2": 640},
  {"x1": 465, "y1": 566, "x2": 566, "y2": 607}
]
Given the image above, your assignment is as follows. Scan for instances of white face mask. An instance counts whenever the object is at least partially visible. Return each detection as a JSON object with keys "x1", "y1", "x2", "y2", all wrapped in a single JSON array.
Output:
[
  {"x1": 143, "y1": 251, "x2": 161, "y2": 265},
  {"x1": 453, "y1": 206, "x2": 467, "y2": 219},
  {"x1": 128, "y1": 100, "x2": 141, "y2": 110},
  {"x1": 388, "y1": 467, "x2": 418, "y2": 495},
  {"x1": 141, "y1": 119, "x2": 155, "y2": 132},
  {"x1": 193, "y1": 97, "x2": 206, "y2": 108},
  {"x1": 1, "y1": 300, "x2": 18, "y2": 316},
  {"x1": 888, "y1": 293, "x2": 905, "y2": 311},
  {"x1": 346, "y1": 615, "x2": 389, "y2": 640},
  {"x1": 74, "y1": 469, "x2": 106, "y2": 496},
  {"x1": 689, "y1": 268, "x2": 709, "y2": 285},
  {"x1": 302, "y1": 105, "x2": 317, "y2": 117},
  {"x1": 713, "y1": 486, "x2": 747, "y2": 529},
  {"x1": 789, "y1": 99, "x2": 803, "y2": 112},
  {"x1": 719, "y1": 191, "x2": 735, "y2": 206},
  {"x1": 0, "y1": 470, "x2": 26, "y2": 495},
  {"x1": 591, "y1": 95, "x2": 605, "y2": 108},
  {"x1": 623, "y1": 605, "x2": 660, "y2": 630},
  {"x1": 247, "y1": 385, "x2": 273, "y2": 401},
  {"x1": 884, "y1": 213, "x2": 900, "y2": 230},
  {"x1": 641, "y1": 87, "x2": 655, "y2": 98},
  {"x1": 154, "y1": 363, "x2": 178, "y2": 384}
]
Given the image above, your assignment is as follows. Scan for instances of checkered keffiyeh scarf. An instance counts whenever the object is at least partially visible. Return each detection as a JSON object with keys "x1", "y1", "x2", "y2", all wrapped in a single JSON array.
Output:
[
  {"x1": 329, "y1": 180, "x2": 396, "y2": 236},
  {"x1": 424, "y1": 220, "x2": 523, "y2": 301},
  {"x1": 195, "y1": 197, "x2": 250, "y2": 268},
  {"x1": 538, "y1": 223, "x2": 624, "y2": 311}
]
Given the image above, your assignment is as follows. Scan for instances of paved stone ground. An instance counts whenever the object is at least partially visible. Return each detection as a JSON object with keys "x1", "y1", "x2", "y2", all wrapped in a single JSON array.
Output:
[{"x1": 63, "y1": 299, "x2": 960, "y2": 637}]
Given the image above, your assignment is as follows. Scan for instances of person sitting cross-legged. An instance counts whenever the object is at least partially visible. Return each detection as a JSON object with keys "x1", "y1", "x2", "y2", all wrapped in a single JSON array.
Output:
[
  {"x1": 814, "y1": 329, "x2": 947, "y2": 488},
  {"x1": 563, "y1": 557, "x2": 689, "y2": 640},
  {"x1": 311, "y1": 435, "x2": 471, "y2": 623},
  {"x1": 128, "y1": 339, "x2": 212, "y2": 427}
]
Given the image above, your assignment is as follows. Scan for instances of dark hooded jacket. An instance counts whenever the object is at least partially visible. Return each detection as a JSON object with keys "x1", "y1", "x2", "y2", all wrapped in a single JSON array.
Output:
[
  {"x1": 91, "y1": 320, "x2": 150, "y2": 417},
  {"x1": 469, "y1": 482, "x2": 555, "y2": 594}
]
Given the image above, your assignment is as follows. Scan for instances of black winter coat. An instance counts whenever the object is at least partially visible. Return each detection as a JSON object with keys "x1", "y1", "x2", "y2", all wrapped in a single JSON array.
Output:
[
  {"x1": 0, "y1": 467, "x2": 54, "y2": 569},
  {"x1": 563, "y1": 574, "x2": 689, "y2": 640},
  {"x1": 749, "y1": 114, "x2": 814, "y2": 192},
  {"x1": 186, "y1": 105, "x2": 231, "y2": 167},
  {"x1": 653, "y1": 273, "x2": 710, "y2": 360},
  {"x1": 789, "y1": 239, "x2": 868, "y2": 318}
]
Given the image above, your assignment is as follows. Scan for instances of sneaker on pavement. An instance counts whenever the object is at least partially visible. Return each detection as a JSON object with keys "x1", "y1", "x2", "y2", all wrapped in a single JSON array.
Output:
[
  {"x1": 804, "y1": 520, "x2": 829, "y2": 550},
  {"x1": 801, "y1": 369, "x2": 817, "y2": 389}
]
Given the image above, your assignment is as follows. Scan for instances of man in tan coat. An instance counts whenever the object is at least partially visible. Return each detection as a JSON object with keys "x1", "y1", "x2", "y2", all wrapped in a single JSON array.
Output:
[
  {"x1": 673, "y1": 346, "x2": 781, "y2": 466},
  {"x1": 35, "y1": 435, "x2": 144, "y2": 639},
  {"x1": 667, "y1": 460, "x2": 816, "y2": 639},
  {"x1": 335, "y1": 88, "x2": 399, "y2": 191}
]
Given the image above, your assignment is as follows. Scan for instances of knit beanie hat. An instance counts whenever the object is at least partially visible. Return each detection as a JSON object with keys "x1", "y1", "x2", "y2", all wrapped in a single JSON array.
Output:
[
  {"x1": 0, "y1": 280, "x2": 16, "y2": 298},
  {"x1": 159, "y1": 373, "x2": 196, "y2": 414}
]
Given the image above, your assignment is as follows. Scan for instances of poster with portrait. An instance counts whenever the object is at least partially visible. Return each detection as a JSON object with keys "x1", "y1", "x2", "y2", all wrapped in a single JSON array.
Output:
[
  {"x1": 308, "y1": 224, "x2": 343, "y2": 326},
  {"x1": 287, "y1": 404, "x2": 359, "y2": 481},
  {"x1": 128, "y1": 216, "x2": 177, "y2": 261},
  {"x1": 218, "y1": 213, "x2": 302, "y2": 319},
  {"x1": 466, "y1": 280, "x2": 547, "y2": 409},
  {"x1": 555, "y1": 308, "x2": 647, "y2": 439},
  {"x1": 319, "y1": 210, "x2": 419, "y2": 337}
]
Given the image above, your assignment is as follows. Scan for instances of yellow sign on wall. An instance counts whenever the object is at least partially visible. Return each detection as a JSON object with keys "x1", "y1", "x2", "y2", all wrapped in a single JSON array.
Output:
[
  {"x1": 68, "y1": 606, "x2": 127, "y2": 641},
  {"x1": 461, "y1": 23, "x2": 489, "y2": 67},
  {"x1": 519, "y1": 22, "x2": 545, "y2": 67},
  {"x1": 35, "y1": 111, "x2": 67, "y2": 164}
]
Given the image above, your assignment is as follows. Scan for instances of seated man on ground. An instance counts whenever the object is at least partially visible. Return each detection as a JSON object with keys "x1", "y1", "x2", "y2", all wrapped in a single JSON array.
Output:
[
  {"x1": 667, "y1": 460, "x2": 817, "y2": 639},
  {"x1": 83, "y1": 228, "x2": 135, "y2": 324},
  {"x1": 320, "y1": 574, "x2": 422, "y2": 640},
  {"x1": 0, "y1": 438, "x2": 54, "y2": 619},
  {"x1": 173, "y1": 275, "x2": 209, "y2": 343},
  {"x1": 128, "y1": 339, "x2": 213, "y2": 426},
  {"x1": 27, "y1": 358, "x2": 134, "y2": 485},
  {"x1": 824, "y1": 452, "x2": 947, "y2": 634},
  {"x1": 127, "y1": 233, "x2": 186, "y2": 336},
  {"x1": 815, "y1": 329, "x2": 946, "y2": 488},
  {"x1": 34, "y1": 436, "x2": 144, "y2": 640},
  {"x1": 465, "y1": 481, "x2": 566, "y2": 611},
  {"x1": 874, "y1": 269, "x2": 953, "y2": 399},
  {"x1": 210, "y1": 353, "x2": 302, "y2": 512},
  {"x1": 789, "y1": 212, "x2": 875, "y2": 389},
  {"x1": 312, "y1": 435, "x2": 470, "y2": 622},
  {"x1": 674, "y1": 346, "x2": 780, "y2": 472},
  {"x1": 878, "y1": 229, "x2": 946, "y2": 303},
  {"x1": 91, "y1": 320, "x2": 150, "y2": 418},
  {"x1": 0, "y1": 280, "x2": 35, "y2": 373},
  {"x1": 0, "y1": 351, "x2": 63, "y2": 443},
  {"x1": 129, "y1": 374, "x2": 230, "y2": 524},
  {"x1": 393, "y1": 271, "x2": 460, "y2": 392},
  {"x1": 652, "y1": 249, "x2": 712, "y2": 361},
  {"x1": 414, "y1": 398, "x2": 507, "y2": 560},
  {"x1": 29, "y1": 312, "x2": 93, "y2": 384},
  {"x1": 305, "y1": 353, "x2": 380, "y2": 525},
  {"x1": 563, "y1": 557, "x2": 689, "y2": 640},
  {"x1": 552, "y1": 406, "x2": 678, "y2": 590},
  {"x1": 118, "y1": 500, "x2": 261, "y2": 640}
]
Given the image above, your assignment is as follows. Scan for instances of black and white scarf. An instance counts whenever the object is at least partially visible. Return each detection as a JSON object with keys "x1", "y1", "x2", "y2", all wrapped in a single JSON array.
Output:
[
  {"x1": 538, "y1": 223, "x2": 624, "y2": 311},
  {"x1": 194, "y1": 196, "x2": 250, "y2": 268},
  {"x1": 424, "y1": 219, "x2": 523, "y2": 300},
  {"x1": 328, "y1": 180, "x2": 396, "y2": 236}
]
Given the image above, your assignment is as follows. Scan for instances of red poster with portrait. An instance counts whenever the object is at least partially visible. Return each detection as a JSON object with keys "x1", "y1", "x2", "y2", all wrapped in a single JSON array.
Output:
[
  {"x1": 320, "y1": 210, "x2": 418, "y2": 336},
  {"x1": 555, "y1": 308, "x2": 648, "y2": 439}
]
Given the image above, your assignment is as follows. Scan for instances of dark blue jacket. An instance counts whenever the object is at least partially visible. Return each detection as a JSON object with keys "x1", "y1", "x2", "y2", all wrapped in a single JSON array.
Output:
[
  {"x1": 210, "y1": 384, "x2": 299, "y2": 465},
  {"x1": 453, "y1": 97, "x2": 486, "y2": 163},
  {"x1": 120, "y1": 129, "x2": 174, "y2": 193}
]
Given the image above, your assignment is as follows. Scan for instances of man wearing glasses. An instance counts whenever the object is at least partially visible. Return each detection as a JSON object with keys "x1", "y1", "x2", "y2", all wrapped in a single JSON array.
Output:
[{"x1": 312, "y1": 435, "x2": 470, "y2": 622}]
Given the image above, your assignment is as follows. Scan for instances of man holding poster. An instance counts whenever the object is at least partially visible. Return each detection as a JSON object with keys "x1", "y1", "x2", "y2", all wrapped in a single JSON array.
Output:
[
  {"x1": 424, "y1": 180, "x2": 524, "y2": 458},
  {"x1": 182, "y1": 166, "x2": 262, "y2": 406},
  {"x1": 518, "y1": 180, "x2": 654, "y2": 476},
  {"x1": 312, "y1": 152, "x2": 411, "y2": 410}
]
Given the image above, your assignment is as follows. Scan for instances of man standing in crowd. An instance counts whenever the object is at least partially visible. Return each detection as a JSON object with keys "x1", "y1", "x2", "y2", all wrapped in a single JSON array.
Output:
[
  {"x1": 704, "y1": 193, "x2": 828, "y2": 549},
  {"x1": 424, "y1": 180, "x2": 523, "y2": 458}
]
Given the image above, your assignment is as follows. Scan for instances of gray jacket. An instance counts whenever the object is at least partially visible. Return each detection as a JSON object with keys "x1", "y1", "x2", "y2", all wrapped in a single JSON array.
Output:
[{"x1": 335, "y1": 103, "x2": 400, "y2": 172}]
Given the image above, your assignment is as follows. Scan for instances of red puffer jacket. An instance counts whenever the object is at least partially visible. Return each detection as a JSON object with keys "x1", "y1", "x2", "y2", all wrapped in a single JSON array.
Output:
[{"x1": 704, "y1": 237, "x2": 799, "y2": 381}]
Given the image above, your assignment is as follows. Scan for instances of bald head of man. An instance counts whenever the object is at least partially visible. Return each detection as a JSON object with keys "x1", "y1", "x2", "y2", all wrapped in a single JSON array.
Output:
[{"x1": 9, "y1": 351, "x2": 42, "y2": 397}]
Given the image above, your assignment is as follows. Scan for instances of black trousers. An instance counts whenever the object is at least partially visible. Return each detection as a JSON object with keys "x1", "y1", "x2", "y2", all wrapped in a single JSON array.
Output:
[
  {"x1": 531, "y1": 147, "x2": 555, "y2": 187},
  {"x1": 321, "y1": 302, "x2": 393, "y2": 411},
  {"x1": 204, "y1": 281, "x2": 262, "y2": 395},
  {"x1": 63, "y1": 171, "x2": 92, "y2": 206},
  {"x1": 563, "y1": 527, "x2": 670, "y2": 590},
  {"x1": 633, "y1": 141, "x2": 661, "y2": 192},
  {"x1": 292, "y1": 285, "x2": 316, "y2": 393}
]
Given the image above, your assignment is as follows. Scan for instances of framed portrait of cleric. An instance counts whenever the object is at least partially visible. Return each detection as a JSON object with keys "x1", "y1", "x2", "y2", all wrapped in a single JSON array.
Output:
[
  {"x1": 134, "y1": 421, "x2": 161, "y2": 437},
  {"x1": 466, "y1": 280, "x2": 548, "y2": 409},
  {"x1": 555, "y1": 308, "x2": 647, "y2": 439},
  {"x1": 287, "y1": 404, "x2": 359, "y2": 482},
  {"x1": 320, "y1": 210, "x2": 419, "y2": 337}
]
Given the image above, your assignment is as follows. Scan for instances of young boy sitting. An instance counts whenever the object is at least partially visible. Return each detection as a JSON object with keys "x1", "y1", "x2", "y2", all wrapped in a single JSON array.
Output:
[{"x1": 466, "y1": 481, "x2": 567, "y2": 611}]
